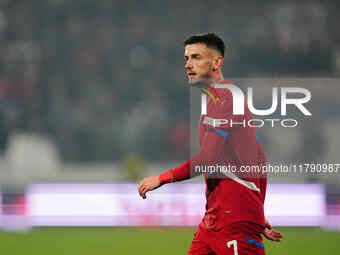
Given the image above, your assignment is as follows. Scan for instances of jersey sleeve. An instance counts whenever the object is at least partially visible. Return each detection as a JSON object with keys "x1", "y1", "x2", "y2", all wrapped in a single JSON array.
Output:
[{"x1": 159, "y1": 126, "x2": 228, "y2": 184}]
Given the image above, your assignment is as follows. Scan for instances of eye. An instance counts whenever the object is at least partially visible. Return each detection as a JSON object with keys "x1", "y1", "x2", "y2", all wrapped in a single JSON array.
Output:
[{"x1": 193, "y1": 54, "x2": 201, "y2": 59}]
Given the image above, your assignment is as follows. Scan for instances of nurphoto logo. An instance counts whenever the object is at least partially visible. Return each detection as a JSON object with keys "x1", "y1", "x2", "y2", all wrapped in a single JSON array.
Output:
[{"x1": 201, "y1": 84, "x2": 312, "y2": 128}]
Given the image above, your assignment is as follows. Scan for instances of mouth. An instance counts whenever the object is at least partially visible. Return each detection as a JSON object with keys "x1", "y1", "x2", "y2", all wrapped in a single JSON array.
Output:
[{"x1": 187, "y1": 72, "x2": 196, "y2": 78}]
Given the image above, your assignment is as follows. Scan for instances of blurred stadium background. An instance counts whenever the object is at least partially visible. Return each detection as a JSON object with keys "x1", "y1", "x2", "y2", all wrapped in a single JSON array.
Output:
[{"x1": 0, "y1": 0, "x2": 340, "y2": 254}]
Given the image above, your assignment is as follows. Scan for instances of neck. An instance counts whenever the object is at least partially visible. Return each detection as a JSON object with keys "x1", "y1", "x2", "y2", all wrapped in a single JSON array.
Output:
[{"x1": 207, "y1": 72, "x2": 224, "y2": 88}]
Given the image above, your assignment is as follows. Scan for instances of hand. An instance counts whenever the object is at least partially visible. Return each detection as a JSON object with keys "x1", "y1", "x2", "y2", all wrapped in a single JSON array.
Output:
[
  {"x1": 263, "y1": 227, "x2": 283, "y2": 242},
  {"x1": 138, "y1": 175, "x2": 161, "y2": 199}
]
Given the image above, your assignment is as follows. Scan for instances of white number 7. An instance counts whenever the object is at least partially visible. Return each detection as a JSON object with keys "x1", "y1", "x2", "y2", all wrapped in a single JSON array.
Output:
[{"x1": 227, "y1": 240, "x2": 238, "y2": 255}]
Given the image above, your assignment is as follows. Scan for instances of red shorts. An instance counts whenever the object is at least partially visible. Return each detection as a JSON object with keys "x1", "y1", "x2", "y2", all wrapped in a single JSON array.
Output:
[{"x1": 188, "y1": 223, "x2": 266, "y2": 255}]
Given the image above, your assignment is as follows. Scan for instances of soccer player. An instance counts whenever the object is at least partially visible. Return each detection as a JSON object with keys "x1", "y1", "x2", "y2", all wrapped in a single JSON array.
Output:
[{"x1": 138, "y1": 33, "x2": 282, "y2": 255}]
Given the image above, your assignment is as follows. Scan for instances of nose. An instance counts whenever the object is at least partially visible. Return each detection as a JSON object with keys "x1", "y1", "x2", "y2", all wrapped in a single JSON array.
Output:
[{"x1": 185, "y1": 60, "x2": 192, "y2": 70}]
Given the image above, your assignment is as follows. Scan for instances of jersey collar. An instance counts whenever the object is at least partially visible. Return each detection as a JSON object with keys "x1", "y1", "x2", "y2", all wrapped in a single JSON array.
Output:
[{"x1": 200, "y1": 80, "x2": 233, "y2": 104}]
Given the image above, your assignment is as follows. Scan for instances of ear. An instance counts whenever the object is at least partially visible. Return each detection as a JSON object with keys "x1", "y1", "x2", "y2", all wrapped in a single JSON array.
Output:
[{"x1": 213, "y1": 56, "x2": 223, "y2": 71}]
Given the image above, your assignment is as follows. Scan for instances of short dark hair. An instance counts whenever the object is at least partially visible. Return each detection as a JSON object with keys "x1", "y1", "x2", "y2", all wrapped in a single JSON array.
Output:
[{"x1": 184, "y1": 33, "x2": 225, "y2": 57}]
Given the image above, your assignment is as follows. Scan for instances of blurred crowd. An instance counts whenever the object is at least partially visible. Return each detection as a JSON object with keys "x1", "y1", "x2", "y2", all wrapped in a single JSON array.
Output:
[{"x1": 0, "y1": 0, "x2": 339, "y2": 162}]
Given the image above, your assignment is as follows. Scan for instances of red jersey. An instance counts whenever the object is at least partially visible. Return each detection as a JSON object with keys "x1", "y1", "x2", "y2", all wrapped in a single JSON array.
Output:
[
  {"x1": 196, "y1": 80, "x2": 267, "y2": 231},
  {"x1": 159, "y1": 80, "x2": 267, "y2": 232}
]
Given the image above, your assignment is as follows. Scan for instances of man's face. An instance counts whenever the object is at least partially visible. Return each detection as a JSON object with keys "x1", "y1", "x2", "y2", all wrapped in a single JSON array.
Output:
[{"x1": 184, "y1": 43, "x2": 216, "y2": 85}]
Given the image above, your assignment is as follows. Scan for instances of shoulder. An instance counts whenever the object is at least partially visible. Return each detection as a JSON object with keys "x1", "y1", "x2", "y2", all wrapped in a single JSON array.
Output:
[
  {"x1": 213, "y1": 80, "x2": 238, "y2": 102},
  {"x1": 208, "y1": 80, "x2": 250, "y2": 120}
]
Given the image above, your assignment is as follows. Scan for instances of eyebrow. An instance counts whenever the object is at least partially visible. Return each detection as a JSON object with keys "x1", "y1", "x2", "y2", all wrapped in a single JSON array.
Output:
[{"x1": 184, "y1": 53, "x2": 201, "y2": 59}]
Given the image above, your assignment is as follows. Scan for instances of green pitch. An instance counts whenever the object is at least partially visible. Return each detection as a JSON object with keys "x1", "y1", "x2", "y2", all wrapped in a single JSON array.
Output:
[{"x1": 0, "y1": 227, "x2": 339, "y2": 255}]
